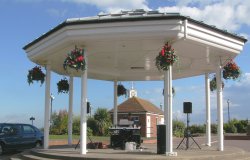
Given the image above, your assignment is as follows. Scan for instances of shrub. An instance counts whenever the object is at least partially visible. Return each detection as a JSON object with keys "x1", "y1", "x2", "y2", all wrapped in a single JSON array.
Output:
[
  {"x1": 94, "y1": 108, "x2": 112, "y2": 136},
  {"x1": 73, "y1": 116, "x2": 80, "y2": 135},
  {"x1": 87, "y1": 117, "x2": 99, "y2": 136},
  {"x1": 235, "y1": 120, "x2": 247, "y2": 133},
  {"x1": 247, "y1": 122, "x2": 250, "y2": 135},
  {"x1": 211, "y1": 124, "x2": 218, "y2": 134},
  {"x1": 224, "y1": 119, "x2": 248, "y2": 133},
  {"x1": 173, "y1": 120, "x2": 185, "y2": 137},
  {"x1": 189, "y1": 124, "x2": 205, "y2": 134},
  {"x1": 87, "y1": 127, "x2": 93, "y2": 136},
  {"x1": 224, "y1": 122, "x2": 237, "y2": 133}
]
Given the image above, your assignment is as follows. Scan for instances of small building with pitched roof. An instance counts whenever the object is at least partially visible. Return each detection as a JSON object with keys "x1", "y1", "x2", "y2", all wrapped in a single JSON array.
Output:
[{"x1": 109, "y1": 96, "x2": 164, "y2": 137}]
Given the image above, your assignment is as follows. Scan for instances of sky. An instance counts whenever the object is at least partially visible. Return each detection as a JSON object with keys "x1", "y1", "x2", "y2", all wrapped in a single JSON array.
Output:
[{"x1": 0, "y1": 0, "x2": 250, "y2": 128}]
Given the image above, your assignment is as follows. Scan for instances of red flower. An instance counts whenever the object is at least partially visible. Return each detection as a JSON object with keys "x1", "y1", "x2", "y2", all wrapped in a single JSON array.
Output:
[
  {"x1": 161, "y1": 48, "x2": 165, "y2": 56},
  {"x1": 77, "y1": 56, "x2": 84, "y2": 62}
]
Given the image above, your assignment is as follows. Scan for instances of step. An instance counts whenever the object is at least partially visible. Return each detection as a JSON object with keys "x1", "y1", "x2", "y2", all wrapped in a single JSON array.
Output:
[
  {"x1": 11, "y1": 150, "x2": 58, "y2": 160},
  {"x1": 12, "y1": 148, "x2": 250, "y2": 160}
]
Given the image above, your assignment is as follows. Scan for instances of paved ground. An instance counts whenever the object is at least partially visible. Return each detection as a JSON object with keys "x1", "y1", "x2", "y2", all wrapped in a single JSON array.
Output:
[
  {"x1": 225, "y1": 139, "x2": 250, "y2": 152},
  {"x1": 2, "y1": 136, "x2": 250, "y2": 160},
  {"x1": 23, "y1": 136, "x2": 250, "y2": 160},
  {"x1": 0, "y1": 151, "x2": 21, "y2": 160}
]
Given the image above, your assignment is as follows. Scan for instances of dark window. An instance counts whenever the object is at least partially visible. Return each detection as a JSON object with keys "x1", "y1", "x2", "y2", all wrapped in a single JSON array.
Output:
[
  {"x1": 0, "y1": 124, "x2": 17, "y2": 135},
  {"x1": 23, "y1": 125, "x2": 35, "y2": 134},
  {"x1": 131, "y1": 116, "x2": 139, "y2": 122}
]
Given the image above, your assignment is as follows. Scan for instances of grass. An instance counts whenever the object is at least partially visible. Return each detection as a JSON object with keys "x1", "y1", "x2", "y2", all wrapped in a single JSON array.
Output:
[
  {"x1": 49, "y1": 135, "x2": 110, "y2": 142},
  {"x1": 49, "y1": 135, "x2": 157, "y2": 144}
]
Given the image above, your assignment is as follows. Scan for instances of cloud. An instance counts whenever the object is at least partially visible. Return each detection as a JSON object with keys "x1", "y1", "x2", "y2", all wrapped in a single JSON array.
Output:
[
  {"x1": 158, "y1": 1, "x2": 250, "y2": 31},
  {"x1": 174, "y1": 0, "x2": 221, "y2": 7},
  {"x1": 61, "y1": 0, "x2": 149, "y2": 13},
  {"x1": 55, "y1": 0, "x2": 250, "y2": 32}
]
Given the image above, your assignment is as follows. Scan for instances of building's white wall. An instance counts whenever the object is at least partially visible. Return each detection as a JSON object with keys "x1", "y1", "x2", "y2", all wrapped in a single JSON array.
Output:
[{"x1": 146, "y1": 115, "x2": 151, "y2": 138}]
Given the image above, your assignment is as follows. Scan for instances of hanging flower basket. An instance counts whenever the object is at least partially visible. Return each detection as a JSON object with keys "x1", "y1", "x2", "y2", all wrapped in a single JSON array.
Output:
[
  {"x1": 57, "y1": 78, "x2": 69, "y2": 94},
  {"x1": 155, "y1": 42, "x2": 178, "y2": 71},
  {"x1": 223, "y1": 60, "x2": 241, "y2": 80},
  {"x1": 210, "y1": 76, "x2": 224, "y2": 92},
  {"x1": 27, "y1": 66, "x2": 45, "y2": 85},
  {"x1": 117, "y1": 84, "x2": 127, "y2": 97},
  {"x1": 63, "y1": 46, "x2": 86, "y2": 71}
]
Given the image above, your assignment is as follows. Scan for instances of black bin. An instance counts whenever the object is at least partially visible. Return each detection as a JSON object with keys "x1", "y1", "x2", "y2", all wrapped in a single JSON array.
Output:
[{"x1": 157, "y1": 124, "x2": 166, "y2": 154}]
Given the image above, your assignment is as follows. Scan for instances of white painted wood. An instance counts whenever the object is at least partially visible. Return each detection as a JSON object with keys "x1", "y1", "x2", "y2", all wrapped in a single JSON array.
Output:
[
  {"x1": 80, "y1": 56, "x2": 88, "y2": 154},
  {"x1": 146, "y1": 115, "x2": 151, "y2": 138},
  {"x1": 164, "y1": 70, "x2": 169, "y2": 154},
  {"x1": 184, "y1": 19, "x2": 188, "y2": 39},
  {"x1": 23, "y1": 18, "x2": 245, "y2": 82},
  {"x1": 216, "y1": 64, "x2": 224, "y2": 151},
  {"x1": 44, "y1": 64, "x2": 51, "y2": 149},
  {"x1": 205, "y1": 73, "x2": 211, "y2": 146},
  {"x1": 68, "y1": 76, "x2": 73, "y2": 145},
  {"x1": 164, "y1": 66, "x2": 177, "y2": 156}
]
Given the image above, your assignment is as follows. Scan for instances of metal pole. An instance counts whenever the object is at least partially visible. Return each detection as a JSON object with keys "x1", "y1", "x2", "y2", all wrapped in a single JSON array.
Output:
[
  {"x1": 114, "y1": 80, "x2": 118, "y2": 127},
  {"x1": 50, "y1": 98, "x2": 53, "y2": 123},
  {"x1": 186, "y1": 113, "x2": 189, "y2": 149}
]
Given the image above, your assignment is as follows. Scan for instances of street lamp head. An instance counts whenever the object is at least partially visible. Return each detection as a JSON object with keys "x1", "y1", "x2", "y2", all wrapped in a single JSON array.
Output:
[
  {"x1": 227, "y1": 99, "x2": 230, "y2": 103},
  {"x1": 30, "y1": 117, "x2": 35, "y2": 121},
  {"x1": 50, "y1": 93, "x2": 55, "y2": 100}
]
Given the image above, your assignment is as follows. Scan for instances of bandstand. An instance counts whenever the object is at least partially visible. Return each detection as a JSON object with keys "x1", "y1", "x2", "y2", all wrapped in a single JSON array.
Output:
[{"x1": 23, "y1": 10, "x2": 246, "y2": 156}]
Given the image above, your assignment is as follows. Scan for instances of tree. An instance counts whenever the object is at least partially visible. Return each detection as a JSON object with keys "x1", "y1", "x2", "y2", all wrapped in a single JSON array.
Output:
[
  {"x1": 50, "y1": 109, "x2": 68, "y2": 135},
  {"x1": 94, "y1": 108, "x2": 112, "y2": 136},
  {"x1": 73, "y1": 116, "x2": 80, "y2": 135},
  {"x1": 87, "y1": 117, "x2": 99, "y2": 136},
  {"x1": 173, "y1": 120, "x2": 185, "y2": 137}
]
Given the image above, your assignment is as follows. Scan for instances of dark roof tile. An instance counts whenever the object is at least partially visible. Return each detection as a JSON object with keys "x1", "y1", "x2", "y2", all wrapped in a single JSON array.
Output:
[{"x1": 110, "y1": 97, "x2": 163, "y2": 115}]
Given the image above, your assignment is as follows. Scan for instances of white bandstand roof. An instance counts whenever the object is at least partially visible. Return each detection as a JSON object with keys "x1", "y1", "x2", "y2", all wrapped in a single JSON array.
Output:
[{"x1": 23, "y1": 10, "x2": 247, "y2": 81}]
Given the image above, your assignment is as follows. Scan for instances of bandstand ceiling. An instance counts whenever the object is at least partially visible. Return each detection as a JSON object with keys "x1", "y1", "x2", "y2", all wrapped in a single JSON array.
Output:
[{"x1": 23, "y1": 10, "x2": 247, "y2": 81}]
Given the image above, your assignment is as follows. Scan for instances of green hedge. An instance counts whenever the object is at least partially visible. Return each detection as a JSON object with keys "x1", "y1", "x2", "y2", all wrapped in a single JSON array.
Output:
[{"x1": 223, "y1": 119, "x2": 248, "y2": 133}]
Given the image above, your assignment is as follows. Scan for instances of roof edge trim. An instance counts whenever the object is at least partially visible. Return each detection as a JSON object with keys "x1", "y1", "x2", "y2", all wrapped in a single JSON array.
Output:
[{"x1": 23, "y1": 15, "x2": 247, "y2": 50}]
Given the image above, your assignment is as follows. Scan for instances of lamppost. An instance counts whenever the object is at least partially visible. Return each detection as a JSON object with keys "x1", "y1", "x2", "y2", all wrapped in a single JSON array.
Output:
[
  {"x1": 50, "y1": 93, "x2": 55, "y2": 124},
  {"x1": 30, "y1": 116, "x2": 35, "y2": 125},
  {"x1": 227, "y1": 99, "x2": 230, "y2": 123}
]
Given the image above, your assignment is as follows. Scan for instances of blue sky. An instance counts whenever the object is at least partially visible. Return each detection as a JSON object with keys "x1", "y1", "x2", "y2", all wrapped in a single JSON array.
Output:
[{"x1": 0, "y1": 0, "x2": 249, "y2": 128}]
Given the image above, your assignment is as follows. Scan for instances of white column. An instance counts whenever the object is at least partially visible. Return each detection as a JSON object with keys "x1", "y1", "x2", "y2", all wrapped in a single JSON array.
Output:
[
  {"x1": 164, "y1": 70, "x2": 168, "y2": 152},
  {"x1": 44, "y1": 64, "x2": 51, "y2": 149},
  {"x1": 68, "y1": 76, "x2": 73, "y2": 145},
  {"x1": 216, "y1": 65, "x2": 224, "y2": 151},
  {"x1": 80, "y1": 57, "x2": 88, "y2": 154},
  {"x1": 113, "y1": 80, "x2": 118, "y2": 126},
  {"x1": 205, "y1": 73, "x2": 211, "y2": 146},
  {"x1": 164, "y1": 66, "x2": 177, "y2": 156}
]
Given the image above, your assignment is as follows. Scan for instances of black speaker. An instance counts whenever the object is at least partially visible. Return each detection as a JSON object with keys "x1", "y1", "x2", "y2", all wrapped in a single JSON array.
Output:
[
  {"x1": 87, "y1": 102, "x2": 90, "y2": 114},
  {"x1": 157, "y1": 124, "x2": 166, "y2": 154},
  {"x1": 183, "y1": 102, "x2": 192, "y2": 113}
]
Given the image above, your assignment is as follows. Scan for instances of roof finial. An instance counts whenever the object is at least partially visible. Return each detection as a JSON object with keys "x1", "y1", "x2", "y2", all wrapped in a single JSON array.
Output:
[{"x1": 129, "y1": 81, "x2": 137, "y2": 98}]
